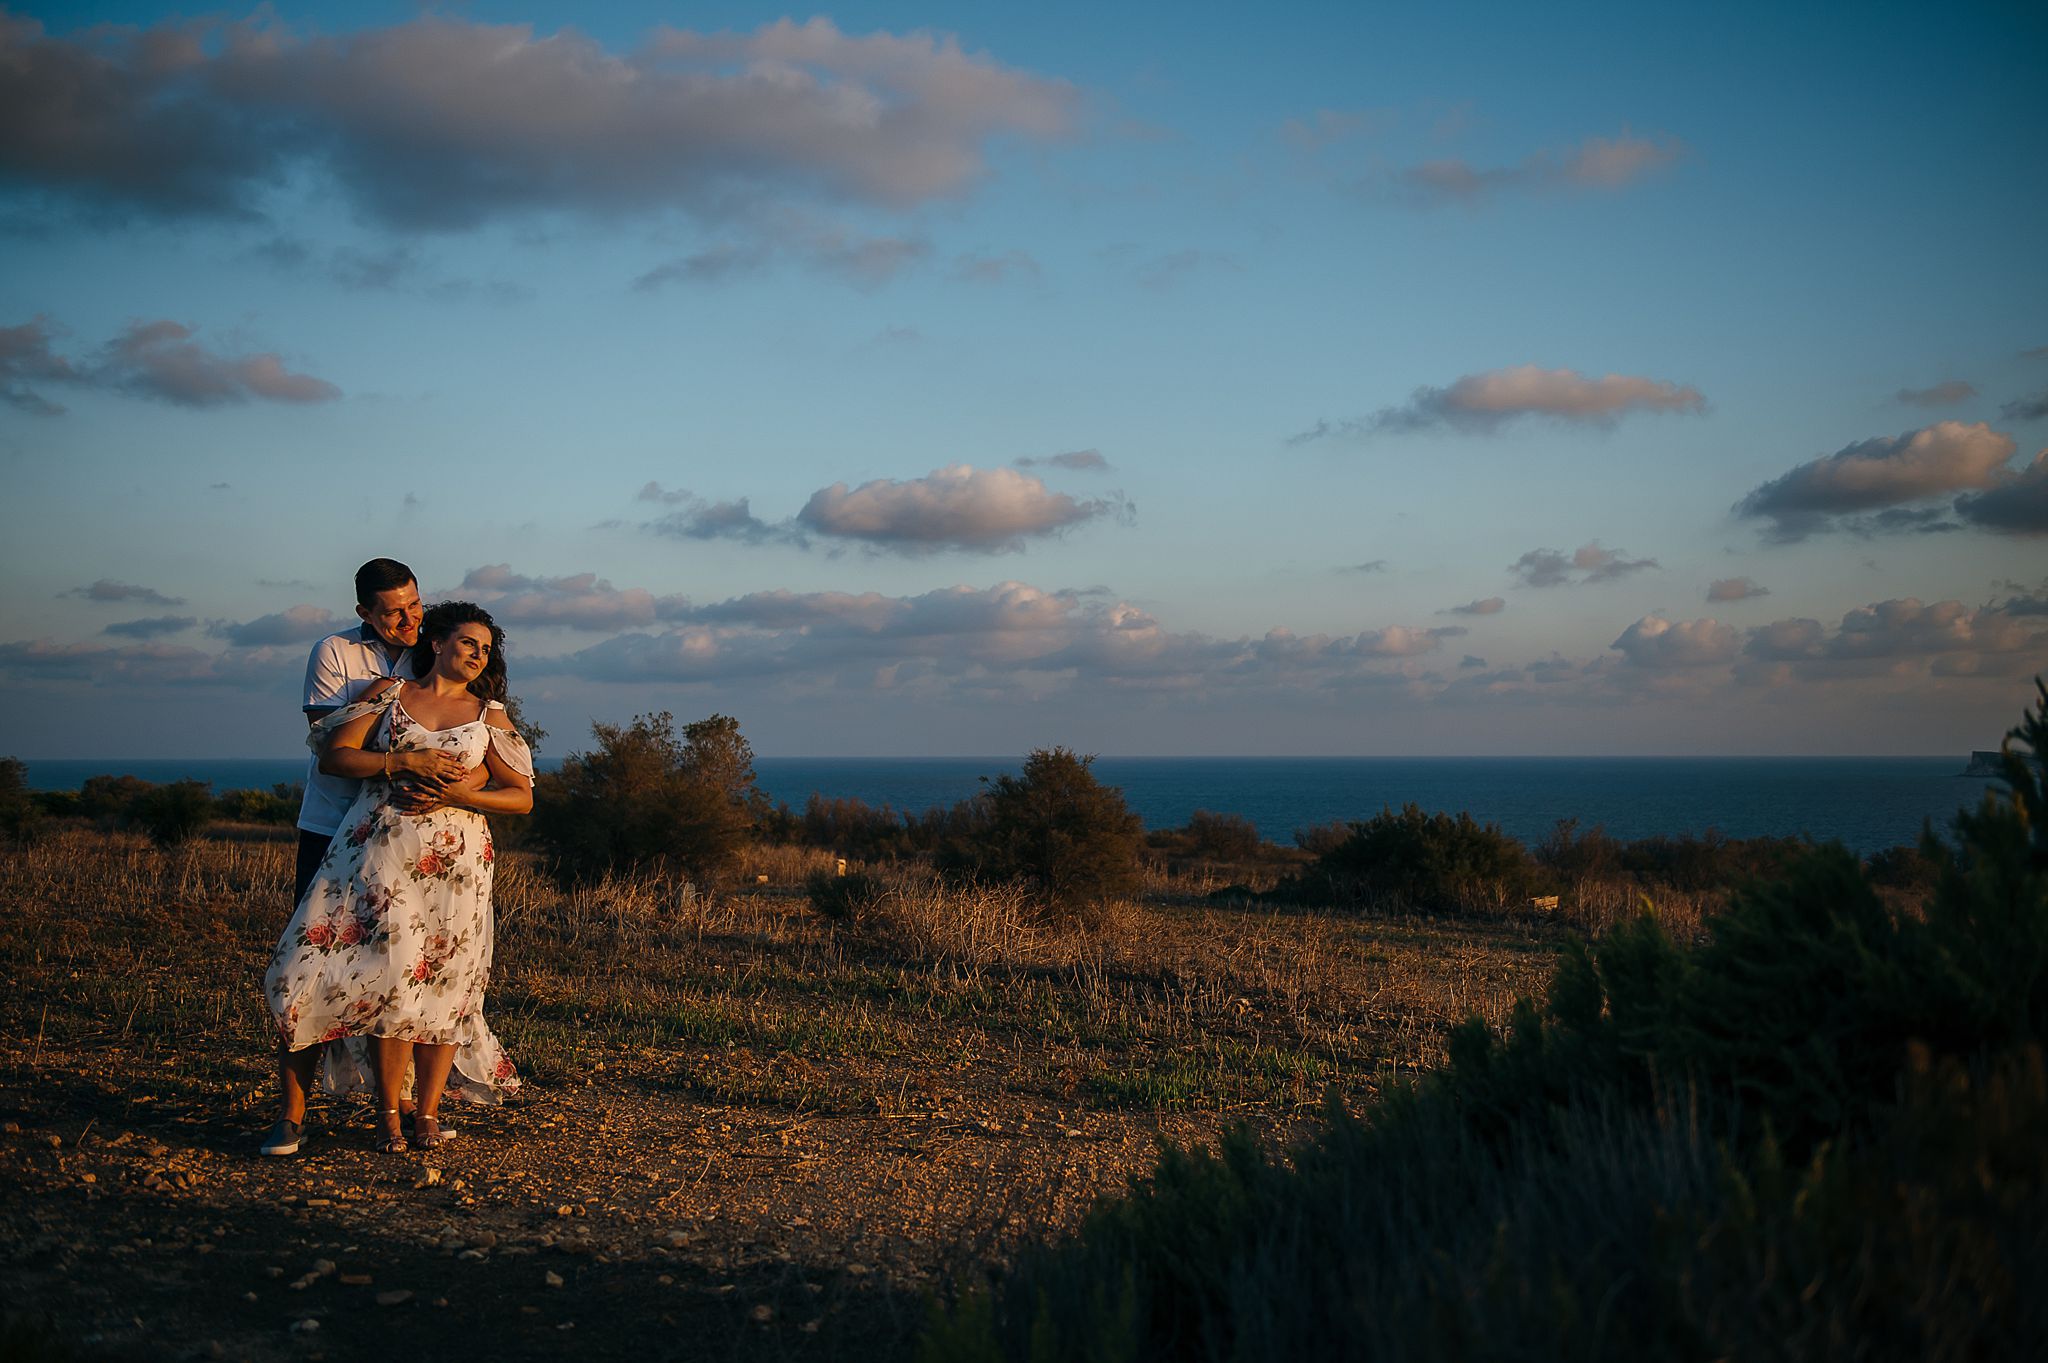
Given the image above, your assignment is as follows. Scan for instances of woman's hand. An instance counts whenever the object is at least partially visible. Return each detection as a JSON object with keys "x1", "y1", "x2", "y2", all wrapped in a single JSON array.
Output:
[
  {"x1": 391, "y1": 749, "x2": 469, "y2": 784},
  {"x1": 391, "y1": 763, "x2": 486, "y2": 816}
]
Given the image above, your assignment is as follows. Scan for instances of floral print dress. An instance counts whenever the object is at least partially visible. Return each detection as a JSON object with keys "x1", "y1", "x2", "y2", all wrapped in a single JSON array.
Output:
[{"x1": 265, "y1": 688, "x2": 532, "y2": 1105}]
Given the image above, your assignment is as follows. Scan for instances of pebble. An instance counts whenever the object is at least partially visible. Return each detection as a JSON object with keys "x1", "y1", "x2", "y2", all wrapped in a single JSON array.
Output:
[
  {"x1": 751, "y1": 1305, "x2": 774, "y2": 1324},
  {"x1": 289, "y1": 1319, "x2": 319, "y2": 1335},
  {"x1": 457, "y1": 1249, "x2": 488, "y2": 1262},
  {"x1": 846, "y1": 1263, "x2": 870, "y2": 1277},
  {"x1": 78, "y1": 1173, "x2": 95, "y2": 1185},
  {"x1": 544, "y1": 1271, "x2": 564, "y2": 1288},
  {"x1": 662, "y1": 1230, "x2": 689, "y2": 1248},
  {"x1": 439, "y1": 1236, "x2": 465, "y2": 1253},
  {"x1": 312, "y1": 1259, "x2": 337, "y2": 1277},
  {"x1": 338, "y1": 1273, "x2": 372, "y2": 1286},
  {"x1": 241, "y1": 1293, "x2": 258, "y2": 1304},
  {"x1": 656, "y1": 1274, "x2": 674, "y2": 1285},
  {"x1": 265, "y1": 1266, "x2": 285, "y2": 1278},
  {"x1": 415, "y1": 1169, "x2": 442, "y2": 1189},
  {"x1": 554, "y1": 1205, "x2": 574, "y2": 1218},
  {"x1": 375, "y1": 1290, "x2": 413, "y2": 1307}
]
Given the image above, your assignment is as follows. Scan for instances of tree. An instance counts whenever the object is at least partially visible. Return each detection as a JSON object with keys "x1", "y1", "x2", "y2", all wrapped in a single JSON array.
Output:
[
  {"x1": 0, "y1": 757, "x2": 40, "y2": 845},
  {"x1": 937, "y1": 747, "x2": 1145, "y2": 907},
  {"x1": 530, "y1": 711, "x2": 758, "y2": 888}
]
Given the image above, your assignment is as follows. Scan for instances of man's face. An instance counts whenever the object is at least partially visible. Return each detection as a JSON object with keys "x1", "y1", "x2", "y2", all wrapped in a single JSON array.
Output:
[{"x1": 358, "y1": 581, "x2": 423, "y2": 650}]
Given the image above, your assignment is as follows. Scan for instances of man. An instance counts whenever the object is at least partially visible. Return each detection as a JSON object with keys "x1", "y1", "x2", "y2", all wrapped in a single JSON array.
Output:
[
  {"x1": 291, "y1": 558, "x2": 425, "y2": 906},
  {"x1": 264, "y1": 558, "x2": 439, "y2": 1158}
]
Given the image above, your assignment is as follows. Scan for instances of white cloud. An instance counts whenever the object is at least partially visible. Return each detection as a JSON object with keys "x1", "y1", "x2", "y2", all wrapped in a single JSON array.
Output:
[
  {"x1": 1706, "y1": 577, "x2": 1770, "y2": 603},
  {"x1": 1610, "y1": 616, "x2": 1739, "y2": 669},
  {"x1": 452, "y1": 565, "x2": 688, "y2": 632},
  {"x1": 1398, "y1": 130, "x2": 1682, "y2": 206},
  {"x1": 795, "y1": 464, "x2": 1125, "y2": 554},
  {"x1": 1510, "y1": 541, "x2": 1659, "y2": 589},
  {"x1": 1734, "y1": 421, "x2": 2017, "y2": 540},
  {"x1": 0, "y1": 13, "x2": 1078, "y2": 229},
  {"x1": 207, "y1": 605, "x2": 349, "y2": 646},
  {"x1": 1294, "y1": 364, "x2": 1704, "y2": 441}
]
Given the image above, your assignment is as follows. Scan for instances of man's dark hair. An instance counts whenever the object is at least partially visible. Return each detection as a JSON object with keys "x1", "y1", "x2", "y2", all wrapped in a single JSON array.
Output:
[{"x1": 354, "y1": 558, "x2": 417, "y2": 607}]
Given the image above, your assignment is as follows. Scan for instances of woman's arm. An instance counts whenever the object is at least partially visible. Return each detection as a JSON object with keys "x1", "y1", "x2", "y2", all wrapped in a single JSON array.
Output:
[{"x1": 317, "y1": 681, "x2": 468, "y2": 785}]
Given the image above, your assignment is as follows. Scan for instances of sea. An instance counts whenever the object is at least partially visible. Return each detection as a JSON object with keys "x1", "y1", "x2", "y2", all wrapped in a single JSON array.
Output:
[{"x1": 18, "y1": 755, "x2": 2000, "y2": 856}]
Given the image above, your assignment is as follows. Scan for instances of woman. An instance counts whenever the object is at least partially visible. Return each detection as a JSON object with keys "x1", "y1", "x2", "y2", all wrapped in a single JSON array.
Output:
[{"x1": 261, "y1": 601, "x2": 533, "y2": 1155}]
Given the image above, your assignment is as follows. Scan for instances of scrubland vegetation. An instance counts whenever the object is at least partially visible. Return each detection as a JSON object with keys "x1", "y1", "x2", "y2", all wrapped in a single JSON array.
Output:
[{"x1": 2, "y1": 687, "x2": 2040, "y2": 1359}]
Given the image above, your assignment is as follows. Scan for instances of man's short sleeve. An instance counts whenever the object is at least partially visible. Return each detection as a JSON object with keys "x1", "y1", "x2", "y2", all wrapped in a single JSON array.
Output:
[{"x1": 303, "y1": 634, "x2": 351, "y2": 711}]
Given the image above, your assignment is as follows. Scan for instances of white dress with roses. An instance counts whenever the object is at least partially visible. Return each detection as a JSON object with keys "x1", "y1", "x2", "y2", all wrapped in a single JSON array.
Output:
[{"x1": 264, "y1": 688, "x2": 532, "y2": 1105}]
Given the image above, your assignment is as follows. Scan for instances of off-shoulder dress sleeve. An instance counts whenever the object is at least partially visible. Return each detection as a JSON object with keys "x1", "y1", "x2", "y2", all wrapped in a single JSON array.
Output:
[
  {"x1": 305, "y1": 686, "x2": 400, "y2": 754},
  {"x1": 484, "y1": 701, "x2": 535, "y2": 786}
]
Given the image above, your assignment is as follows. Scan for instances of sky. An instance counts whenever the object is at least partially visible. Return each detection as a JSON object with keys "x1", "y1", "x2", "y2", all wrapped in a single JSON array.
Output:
[{"x1": 1, "y1": 0, "x2": 2045, "y2": 759}]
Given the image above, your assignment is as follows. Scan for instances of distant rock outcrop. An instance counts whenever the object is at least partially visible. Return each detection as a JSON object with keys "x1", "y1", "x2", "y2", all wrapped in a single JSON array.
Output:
[{"x1": 1962, "y1": 748, "x2": 2044, "y2": 777}]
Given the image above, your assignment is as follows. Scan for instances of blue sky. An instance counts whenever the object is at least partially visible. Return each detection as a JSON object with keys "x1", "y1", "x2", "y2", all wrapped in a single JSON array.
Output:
[{"x1": 1, "y1": 0, "x2": 2044, "y2": 758}]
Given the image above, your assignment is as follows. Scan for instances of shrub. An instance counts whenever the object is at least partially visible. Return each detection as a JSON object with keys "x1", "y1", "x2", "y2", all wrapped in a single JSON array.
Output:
[
  {"x1": 1178, "y1": 810, "x2": 1264, "y2": 862},
  {"x1": 804, "y1": 868, "x2": 887, "y2": 921},
  {"x1": 1273, "y1": 803, "x2": 1537, "y2": 913},
  {"x1": 0, "y1": 757, "x2": 40, "y2": 845},
  {"x1": 922, "y1": 680, "x2": 2048, "y2": 1363},
  {"x1": 214, "y1": 786, "x2": 298, "y2": 824},
  {"x1": 530, "y1": 712, "x2": 760, "y2": 888},
  {"x1": 934, "y1": 747, "x2": 1144, "y2": 908},
  {"x1": 128, "y1": 779, "x2": 214, "y2": 847},
  {"x1": 76, "y1": 773, "x2": 153, "y2": 823}
]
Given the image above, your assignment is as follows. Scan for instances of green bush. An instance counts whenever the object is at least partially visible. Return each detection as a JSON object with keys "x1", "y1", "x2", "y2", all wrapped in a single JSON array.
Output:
[
  {"x1": 128, "y1": 779, "x2": 214, "y2": 847},
  {"x1": 1150, "y1": 809, "x2": 1264, "y2": 863},
  {"x1": 76, "y1": 773, "x2": 153, "y2": 823},
  {"x1": 923, "y1": 681, "x2": 2048, "y2": 1363},
  {"x1": 530, "y1": 712, "x2": 759, "y2": 888},
  {"x1": 805, "y1": 869, "x2": 887, "y2": 921},
  {"x1": 1272, "y1": 803, "x2": 1538, "y2": 913},
  {"x1": 0, "y1": 757, "x2": 40, "y2": 845},
  {"x1": 933, "y1": 748, "x2": 1144, "y2": 907},
  {"x1": 214, "y1": 785, "x2": 299, "y2": 824}
]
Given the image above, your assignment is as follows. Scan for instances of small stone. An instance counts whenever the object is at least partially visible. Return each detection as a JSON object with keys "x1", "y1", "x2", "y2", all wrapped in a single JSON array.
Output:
[
  {"x1": 415, "y1": 1169, "x2": 442, "y2": 1189},
  {"x1": 2, "y1": 1120, "x2": 18, "y2": 1133},
  {"x1": 656, "y1": 1274, "x2": 674, "y2": 1286},
  {"x1": 554, "y1": 1205, "x2": 574, "y2": 1218},
  {"x1": 556, "y1": 1322, "x2": 575, "y2": 1331},
  {"x1": 338, "y1": 1273, "x2": 372, "y2": 1286},
  {"x1": 303, "y1": 1197, "x2": 332, "y2": 1208},
  {"x1": 79, "y1": 1173, "x2": 95, "y2": 1185},
  {"x1": 469, "y1": 1231, "x2": 498, "y2": 1250},
  {"x1": 450, "y1": 1178, "x2": 466, "y2": 1191},
  {"x1": 800, "y1": 1320, "x2": 821, "y2": 1334},
  {"x1": 544, "y1": 1270, "x2": 564, "y2": 1288},
  {"x1": 290, "y1": 1275, "x2": 317, "y2": 1291},
  {"x1": 375, "y1": 1290, "x2": 413, "y2": 1307},
  {"x1": 266, "y1": 1266, "x2": 284, "y2": 1279},
  {"x1": 750, "y1": 1304, "x2": 774, "y2": 1324},
  {"x1": 46, "y1": 1134, "x2": 62, "y2": 1148},
  {"x1": 289, "y1": 1319, "x2": 319, "y2": 1335},
  {"x1": 311, "y1": 1259, "x2": 337, "y2": 1277},
  {"x1": 242, "y1": 1293, "x2": 258, "y2": 1304},
  {"x1": 457, "y1": 1249, "x2": 487, "y2": 1262},
  {"x1": 438, "y1": 1237, "x2": 465, "y2": 1253},
  {"x1": 662, "y1": 1230, "x2": 689, "y2": 1248},
  {"x1": 846, "y1": 1263, "x2": 870, "y2": 1277}
]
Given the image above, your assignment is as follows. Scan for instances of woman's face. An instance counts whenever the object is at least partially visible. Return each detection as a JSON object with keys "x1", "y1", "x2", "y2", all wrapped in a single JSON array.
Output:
[{"x1": 434, "y1": 622, "x2": 494, "y2": 683}]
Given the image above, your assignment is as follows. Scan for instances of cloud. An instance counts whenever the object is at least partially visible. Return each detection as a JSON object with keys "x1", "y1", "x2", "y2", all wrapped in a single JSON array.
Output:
[
  {"x1": 1953, "y1": 450, "x2": 2048, "y2": 535},
  {"x1": 0, "y1": 638, "x2": 298, "y2": 689},
  {"x1": 1296, "y1": 364, "x2": 1704, "y2": 440},
  {"x1": 103, "y1": 615, "x2": 197, "y2": 639},
  {"x1": 1992, "y1": 578, "x2": 2048, "y2": 617},
  {"x1": 646, "y1": 495, "x2": 798, "y2": 547},
  {"x1": 952, "y1": 250, "x2": 1041, "y2": 284},
  {"x1": 795, "y1": 464, "x2": 1126, "y2": 554},
  {"x1": 1733, "y1": 421, "x2": 2018, "y2": 541},
  {"x1": 0, "y1": 14, "x2": 1077, "y2": 230},
  {"x1": 65, "y1": 579, "x2": 185, "y2": 606},
  {"x1": 1739, "y1": 598, "x2": 2048, "y2": 681},
  {"x1": 2, "y1": 315, "x2": 339, "y2": 410},
  {"x1": 95, "y1": 320, "x2": 340, "y2": 406},
  {"x1": 1131, "y1": 249, "x2": 1238, "y2": 291},
  {"x1": 247, "y1": 235, "x2": 528, "y2": 302},
  {"x1": 1342, "y1": 560, "x2": 1390, "y2": 575},
  {"x1": 1896, "y1": 379, "x2": 1976, "y2": 407},
  {"x1": 1014, "y1": 449, "x2": 1109, "y2": 473},
  {"x1": 634, "y1": 220, "x2": 931, "y2": 292},
  {"x1": 1280, "y1": 108, "x2": 1388, "y2": 151},
  {"x1": 1706, "y1": 577, "x2": 1770, "y2": 603},
  {"x1": 536, "y1": 579, "x2": 1466, "y2": 694},
  {"x1": 1397, "y1": 130, "x2": 1682, "y2": 206},
  {"x1": 1510, "y1": 541, "x2": 1658, "y2": 589},
  {"x1": 207, "y1": 604, "x2": 349, "y2": 646},
  {"x1": 1610, "y1": 616, "x2": 1740, "y2": 669},
  {"x1": 0, "y1": 315, "x2": 78, "y2": 414},
  {"x1": 2002, "y1": 391, "x2": 2048, "y2": 422},
  {"x1": 453, "y1": 564, "x2": 689, "y2": 632},
  {"x1": 1443, "y1": 596, "x2": 1506, "y2": 615}
]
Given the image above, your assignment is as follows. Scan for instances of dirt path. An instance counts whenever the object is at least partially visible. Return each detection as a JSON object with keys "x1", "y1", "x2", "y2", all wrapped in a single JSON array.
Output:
[{"x1": 1, "y1": 1050, "x2": 1265, "y2": 1362}]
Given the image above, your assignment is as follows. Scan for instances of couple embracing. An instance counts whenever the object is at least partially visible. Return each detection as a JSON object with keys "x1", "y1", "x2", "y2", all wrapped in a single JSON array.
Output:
[{"x1": 259, "y1": 559, "x2": 535, "y2": 1157}]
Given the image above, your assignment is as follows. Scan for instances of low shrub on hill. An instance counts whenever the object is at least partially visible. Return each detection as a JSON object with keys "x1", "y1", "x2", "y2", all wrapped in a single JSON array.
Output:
[
  {"x1": 0, "y1": 758, "x2": 39, "y2": 846},
  {"x1": 934, "y1": 747, "x2": 1145, "y2": 909},
  {"x1": 128, "y1": 779, "x2": 214, "y2": 847},
  {"x1": 213, "y1": 785, "x2": 300, "y2": 824},
  {"x1": 1271, "y1": 803, "x2": 1539, "y2": 913},
  {"x1": 922, "y1": 682, "x2": 2048, "y2": 1363},
  {"x1": 530, "y1": 712, "x2": 760, "y2": 888},
  {"x1": 1148, "y1": 809, "x2": 1265, "y2": 864}
]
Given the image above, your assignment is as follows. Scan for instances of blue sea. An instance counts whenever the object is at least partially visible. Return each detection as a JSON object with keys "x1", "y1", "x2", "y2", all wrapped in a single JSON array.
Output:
[{"x1": 20, "y1": 755, "x2": 1996, "y2": 855}]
